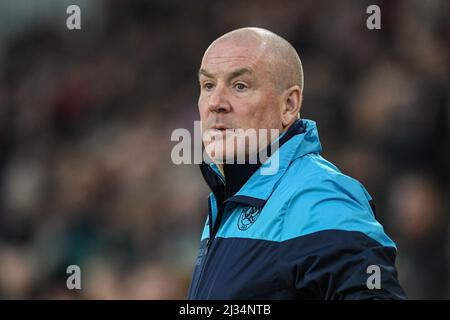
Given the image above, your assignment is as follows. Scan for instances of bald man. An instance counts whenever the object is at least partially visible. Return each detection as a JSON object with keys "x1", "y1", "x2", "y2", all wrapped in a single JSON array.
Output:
[{"x1": 189, "y1": 28, "x2": 405, "y2": 300}]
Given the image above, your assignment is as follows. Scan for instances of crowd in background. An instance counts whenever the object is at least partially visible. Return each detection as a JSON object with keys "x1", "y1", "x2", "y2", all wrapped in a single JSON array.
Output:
[{"x1": 0, "y1": 0, "x2": 448, "y2": 299}]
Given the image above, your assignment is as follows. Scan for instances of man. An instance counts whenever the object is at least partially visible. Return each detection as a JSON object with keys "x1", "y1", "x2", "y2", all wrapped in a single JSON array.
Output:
[{"x1": 188, "y1": 27, "x2": 405, "y2": 299}]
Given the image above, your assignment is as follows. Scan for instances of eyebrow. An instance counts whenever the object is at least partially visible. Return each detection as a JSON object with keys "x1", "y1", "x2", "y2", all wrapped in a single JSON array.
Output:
[{"x1": 198, "y1": 67, "x2": 254, "y2": 81}]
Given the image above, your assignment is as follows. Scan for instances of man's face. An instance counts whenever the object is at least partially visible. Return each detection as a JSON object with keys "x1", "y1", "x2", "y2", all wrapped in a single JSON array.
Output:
[{"x1": 198, "y1": 38, "x2": 283, "y2": 163}]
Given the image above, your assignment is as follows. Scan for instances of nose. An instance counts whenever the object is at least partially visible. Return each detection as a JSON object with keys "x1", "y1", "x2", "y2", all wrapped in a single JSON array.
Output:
[{"x1": 208, "y1": 84, "x2": 231, "y2": 113}]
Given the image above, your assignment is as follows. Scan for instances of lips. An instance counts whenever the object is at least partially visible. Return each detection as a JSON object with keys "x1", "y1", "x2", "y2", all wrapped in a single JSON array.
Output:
[{"x1": 210, "y1": 124, "x2": 229, "y2": 131}]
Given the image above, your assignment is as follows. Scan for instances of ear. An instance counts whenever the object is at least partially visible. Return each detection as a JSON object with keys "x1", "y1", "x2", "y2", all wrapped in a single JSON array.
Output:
[{"x1": 281, "y1": 85, "x2": 302, "y2": 128}]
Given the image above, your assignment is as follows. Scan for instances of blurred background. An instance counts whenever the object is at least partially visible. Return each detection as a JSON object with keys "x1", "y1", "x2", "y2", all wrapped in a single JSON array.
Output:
[{"x1": 0, "y1": 0, "x2": 448, "y2": 299}]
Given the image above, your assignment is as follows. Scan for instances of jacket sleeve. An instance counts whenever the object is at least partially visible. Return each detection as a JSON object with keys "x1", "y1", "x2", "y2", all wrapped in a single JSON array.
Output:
[{"x1": 278, "y1": 172, "x2": 406, "y2": 300}]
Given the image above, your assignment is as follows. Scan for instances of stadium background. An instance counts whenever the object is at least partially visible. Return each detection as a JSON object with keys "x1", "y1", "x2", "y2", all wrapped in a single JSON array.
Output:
[{"x1": 0, "y1": 0, "x2": 448, "y2": 299}]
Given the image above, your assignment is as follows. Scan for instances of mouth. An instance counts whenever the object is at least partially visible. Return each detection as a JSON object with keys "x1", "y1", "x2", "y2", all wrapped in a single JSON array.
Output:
[{"x1": 210, "y1": 124, "x2": 230, "y2": 131}]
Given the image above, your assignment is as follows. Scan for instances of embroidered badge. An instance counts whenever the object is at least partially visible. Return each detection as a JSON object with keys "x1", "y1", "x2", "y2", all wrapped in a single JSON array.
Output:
[{"x1": 237, "y1": 206, "x2": 261, "y2": 231}]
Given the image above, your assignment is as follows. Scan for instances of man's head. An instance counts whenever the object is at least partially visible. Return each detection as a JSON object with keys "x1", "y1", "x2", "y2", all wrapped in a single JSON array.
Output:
[{"x1": 198, "y1": 27, "x2": 304, "y2": 163}]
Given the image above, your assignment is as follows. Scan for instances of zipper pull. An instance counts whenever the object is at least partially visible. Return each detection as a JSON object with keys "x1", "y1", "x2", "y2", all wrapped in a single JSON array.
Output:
[{"x1": 204, "y1": 239, "x2": 211, "y2": 255}]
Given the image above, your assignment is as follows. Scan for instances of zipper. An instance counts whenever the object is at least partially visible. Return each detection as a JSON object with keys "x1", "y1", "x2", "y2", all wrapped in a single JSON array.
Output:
[
  {"x1": 205, "y1": 194, "x2": 223, "y2": 255},
  {"x1": 191, "y1": 194, "x2": 250, "y2": 298},
  {"x1": 205, "y1": 190, "x2": 234, "y2": 256},
  {"x1": 191, "y1": 195, "x2": 220, "y2": 298},
  {"x1": 204, "y1": 196, "x2": 214, "y2": 255},
  {"x1": 192, "y1": 164, "x2": 227, "y2": 298}
]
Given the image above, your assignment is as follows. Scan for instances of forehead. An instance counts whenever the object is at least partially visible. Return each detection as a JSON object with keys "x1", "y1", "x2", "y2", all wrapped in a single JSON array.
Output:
[{"x1": 200, "y1": 39, "x2": 268, "y2": 76}]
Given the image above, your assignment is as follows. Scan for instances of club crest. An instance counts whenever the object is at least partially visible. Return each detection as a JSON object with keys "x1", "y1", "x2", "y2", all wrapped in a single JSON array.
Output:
[{"x1": 237, "y1": 206, "x2": 261, "y2": 231}]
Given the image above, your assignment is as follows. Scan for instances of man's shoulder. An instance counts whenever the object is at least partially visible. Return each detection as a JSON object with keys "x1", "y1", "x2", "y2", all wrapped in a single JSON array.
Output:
[
  {"x1": 281, "y1": 152, "x2": 365, "y2": 195},
  {"x1": 275, "y1": 154, "x2": 395, "y2": 248}
]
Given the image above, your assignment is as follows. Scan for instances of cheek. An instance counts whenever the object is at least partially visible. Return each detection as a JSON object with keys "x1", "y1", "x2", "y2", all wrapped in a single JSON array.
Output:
[
  {"x1": 198, "y1": 98, "x2": 208, "y2": 118},
  {"x1": 232, "y1": 106, "x2": 256, "y2": 129},
  {"x1": 231, "y1": 94, "x2": 263, "y2": 120},
  {"x1": 249, "y1": 93, "x2": 281, "y2": 126}
]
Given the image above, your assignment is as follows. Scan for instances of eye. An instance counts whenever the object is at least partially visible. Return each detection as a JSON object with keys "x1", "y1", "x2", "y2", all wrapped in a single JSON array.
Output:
[
  {"x1": 202, "y1": 82, "x2": 215, "y2": 91},
  {"x1": 234, "y1": 82, "x2": 248, "y2": 92}
]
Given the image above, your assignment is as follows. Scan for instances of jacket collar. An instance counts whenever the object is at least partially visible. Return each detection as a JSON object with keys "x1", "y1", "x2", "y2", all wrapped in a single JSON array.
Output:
[{"x1": 199, "y1": 119, "x2": 322, "y2": 209}]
